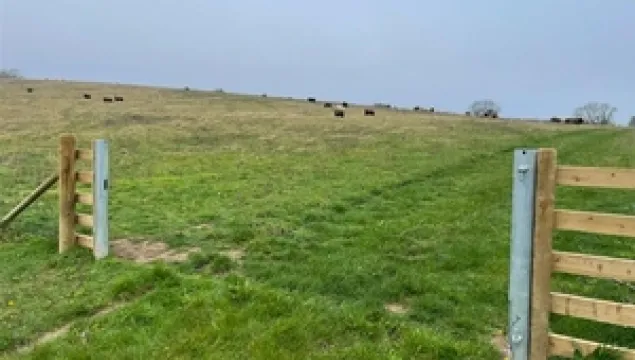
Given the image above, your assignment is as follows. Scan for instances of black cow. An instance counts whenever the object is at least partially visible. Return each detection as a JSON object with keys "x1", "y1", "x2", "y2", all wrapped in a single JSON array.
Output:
[
  {"x1": 334, "y1": 109, "x2": 345, "y2": 118},
  {"x1": 364, "y1": 109, "x2": 375, "y2": 116}
]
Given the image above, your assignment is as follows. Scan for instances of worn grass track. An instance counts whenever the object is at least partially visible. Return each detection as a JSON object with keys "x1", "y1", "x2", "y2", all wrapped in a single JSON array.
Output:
[{"x1": 1, "y1": 79, "x2": 633, "y2": 359}]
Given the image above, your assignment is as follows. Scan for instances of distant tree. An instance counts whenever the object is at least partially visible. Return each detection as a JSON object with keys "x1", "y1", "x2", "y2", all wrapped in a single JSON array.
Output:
[
  {"x1": 629, "y1": 116, "x2": 635, "y2": 127},
  {"x1": 469, "y1": 99, "x2": 501, "y2": 117},
  {"x1": 573, "y1": 102, "x2": 616, "y2": 125},
  {"x1": 0, "y1": 68, "x2": 22, "y2": 79}
]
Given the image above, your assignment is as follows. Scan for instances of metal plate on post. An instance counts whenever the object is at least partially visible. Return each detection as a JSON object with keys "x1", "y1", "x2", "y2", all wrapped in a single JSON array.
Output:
[
  {"x1": 93, "y1": 139, "x2": 109, "y2": 260},
  {"x1": 509, "y1": 149, "x2": 538, "y2": 360}
]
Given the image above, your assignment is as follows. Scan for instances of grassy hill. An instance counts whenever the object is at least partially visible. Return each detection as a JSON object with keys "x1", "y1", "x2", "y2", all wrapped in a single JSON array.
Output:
[{"x1": 1, "y1": 79, "x2": 634, "y2": 359}]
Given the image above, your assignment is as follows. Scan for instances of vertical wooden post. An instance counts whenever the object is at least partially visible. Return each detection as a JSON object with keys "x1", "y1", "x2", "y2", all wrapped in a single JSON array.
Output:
[
  {"x1": 529, "y1": 148, "x2": 557, "y2": 360},
  {"x1": 59, "y1": 134, "x2": 77, "y2": 253},
  {"x1": 93, "y1": 139, "x2": 109, "y2": 259}
]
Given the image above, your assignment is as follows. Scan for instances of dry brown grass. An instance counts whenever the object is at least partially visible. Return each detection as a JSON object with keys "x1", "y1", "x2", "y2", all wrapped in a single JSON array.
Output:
[{"x1": 0, "y1": 78, "x2": 580, "y2": 139}]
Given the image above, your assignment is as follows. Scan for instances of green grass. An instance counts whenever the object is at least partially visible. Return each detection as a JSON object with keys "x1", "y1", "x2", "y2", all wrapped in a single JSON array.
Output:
[{"x1": 1, "y1": 79, "x2": 634, "y2": 359}]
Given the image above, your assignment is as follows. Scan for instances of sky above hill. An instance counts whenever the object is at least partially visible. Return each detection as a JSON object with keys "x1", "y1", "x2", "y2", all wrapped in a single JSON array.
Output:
[{"x1": 1, "y1": 0, "x2": 634, "y2": 124}]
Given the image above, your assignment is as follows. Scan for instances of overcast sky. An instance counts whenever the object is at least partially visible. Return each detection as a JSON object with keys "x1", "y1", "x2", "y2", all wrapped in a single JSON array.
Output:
[{"x1": 1, "y1": 0, "x2": 634, "y2": 123}]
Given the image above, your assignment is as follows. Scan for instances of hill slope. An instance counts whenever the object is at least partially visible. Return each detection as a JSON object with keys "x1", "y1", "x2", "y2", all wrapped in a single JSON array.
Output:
[{"x1": 1, "y1": 80, "x2": 634, "y2": 359}]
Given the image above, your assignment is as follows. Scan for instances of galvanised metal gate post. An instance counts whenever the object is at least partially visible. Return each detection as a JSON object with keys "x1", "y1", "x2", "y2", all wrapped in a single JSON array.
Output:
[{"x1": 508, "y1": 149, "x2": 538, "y2": 360}]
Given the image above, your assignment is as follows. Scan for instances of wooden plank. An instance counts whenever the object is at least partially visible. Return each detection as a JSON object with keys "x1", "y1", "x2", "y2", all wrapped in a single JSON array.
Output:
[
  {"x1": 549, "y1": 333, "x2": 635, "y2": 359},
  {"x1": 552, "y1": 251, "x2": 635, "y2": 282},
  {"x1": 530, "y1": 148, "x2": 558, "y2": 360},
  {"x1": 555, "y1": 209, "x2": 635, "y2": 238},
  {"x1": 551, "y1": 292, "x2": 635, "y2": 328},
  {"x1": 557, "y1": 165, "x2": 635, "y2": 190},
  {"x1": 75, "y1": 233, "x2": 94, "y2": 249},
  {"x1": 59, "y1": 135, "x2": 77, "y2": 253},
  {"x1": 75, "y1": 192, "x2": 94, "y2": 206},
  {"x1": 1, "y1": 174, "x2": 58, "y2": 229},
  {"x1": 76, "y1": 171, "x2": 93, "y2": 184},
  {"x1": 75, "y1": 149, "x2": 93, "y2": 162},
  {"x1": 75, "y1": 213, "x2": 94, "y2": 228}
]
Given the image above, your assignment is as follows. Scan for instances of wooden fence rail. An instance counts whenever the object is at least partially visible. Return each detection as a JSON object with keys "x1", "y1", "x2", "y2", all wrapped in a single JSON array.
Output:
[
  {"x1": 0, "y1": 174, "x2": 59, "y2": 229},
  {"x1": 509, "y1": 148, "x2": 635, "y2": 360}
]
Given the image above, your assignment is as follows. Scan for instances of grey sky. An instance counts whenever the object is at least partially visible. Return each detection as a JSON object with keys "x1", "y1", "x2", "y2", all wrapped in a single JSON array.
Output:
[{"x1": 2, "y1": 0, "x2": 634, "y2": 123}]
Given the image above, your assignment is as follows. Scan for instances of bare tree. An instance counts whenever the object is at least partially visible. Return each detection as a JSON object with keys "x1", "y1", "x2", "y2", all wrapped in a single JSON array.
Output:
[
  {"x1": 573, "y1": 102, "x2": 616, "y2": 125},
  {"x1": 469, "y1": 99, "x2": 501, "y2": 117},
  {"x1": 0, "y1": 68, "x2": 22, "y2": 79}
]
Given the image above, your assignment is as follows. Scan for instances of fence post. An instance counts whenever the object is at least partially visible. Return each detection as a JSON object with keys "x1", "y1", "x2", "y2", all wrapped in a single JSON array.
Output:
[
  {"x1": 93, "y1": 139, "x2": 109, "y2": 259},
  {"x1": 509, "y1": 149, "x2": 538, "y2": 360},
  {"x1": 59, "y1": 135, "x2": 77, "y2": 253},
  {"x1": 529, "y1": 148, "x2": 557, "y2": 360}
]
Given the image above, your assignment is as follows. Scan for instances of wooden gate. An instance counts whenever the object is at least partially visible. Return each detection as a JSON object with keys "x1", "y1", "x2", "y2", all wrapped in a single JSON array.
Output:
[{"x1": 509, "y1": 148, "x2": 635, "y2": 359}]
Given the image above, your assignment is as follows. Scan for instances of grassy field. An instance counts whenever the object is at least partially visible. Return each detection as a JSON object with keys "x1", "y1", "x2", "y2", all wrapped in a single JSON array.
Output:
[{"x1": 1, "y1": 79, "x2": 634, "y2": 359}]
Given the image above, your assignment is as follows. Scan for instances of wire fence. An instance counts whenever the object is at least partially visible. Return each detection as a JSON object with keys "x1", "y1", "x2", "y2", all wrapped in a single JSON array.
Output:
[{"x1": 0, "y1": 146, "x2": 58, "y2": 221}]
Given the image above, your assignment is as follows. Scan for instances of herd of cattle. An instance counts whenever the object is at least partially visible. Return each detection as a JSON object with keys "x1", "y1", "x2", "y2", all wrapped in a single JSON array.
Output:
[
  {"x1": 22, "y1": 86, "x2": 589, "y2": 124},
  {"x1": 307, "y1": 96, "x2": 590, "y2": 125},
  {"x1": 25, "y1": 87, "x2": 124, "y2": 103},
  {"x1": 549, "y1": 116, "x2": 585, "y2": 124},
  {"x1": 307, "y1": 96, "x2": 500, "y2": 119}
]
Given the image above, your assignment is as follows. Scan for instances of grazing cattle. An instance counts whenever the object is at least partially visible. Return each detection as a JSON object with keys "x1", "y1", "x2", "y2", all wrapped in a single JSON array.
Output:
[
  {"x1": 550, "y1": 117, "x2": 561, "y2": 123},
  {"x1": 114, "y1": 96, "x2": 124, "y2": 102},
  {"x1": 564, "y1": 117, "x2": 584, "y2": 124},
  {"x1": 83, "y1": 93, "x2": 92, "y2": 100},
  {"x1": 334, "y1": 109, "x2": 345, "y2": 118},
  {"x1": 307, "y1": 97, "x2": 316, "y2": 103},
  {"x1": 26, "y1": 88, "x2": 33, "y2": 93},
  {"x1": 414, "y1": 106, "x2": 420, "y2": 111},
  {"x1": 482, "y1": 109, "x2": 498, "y2": 118},
  {"x1": 103, "y1": 97, "x2": 113, "y2": 103},
  {"x1": 324, "y1": 102, "x2": 333, "y2": 108},
  {"x1": 342, "y1": 101, "x2": 348, "y2": 108},
  {"x1": 364, "y1": 109, "x2": 375, "y2": 116}
]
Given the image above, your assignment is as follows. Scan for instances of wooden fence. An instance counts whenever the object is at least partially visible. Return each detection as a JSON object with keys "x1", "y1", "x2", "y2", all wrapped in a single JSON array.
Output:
[
  {"x1": 509, "y1": 148, "x2": 635, "y2": 360},
  {"x1": 58, "y1": 134, "x2": 109, "y2": 259}
]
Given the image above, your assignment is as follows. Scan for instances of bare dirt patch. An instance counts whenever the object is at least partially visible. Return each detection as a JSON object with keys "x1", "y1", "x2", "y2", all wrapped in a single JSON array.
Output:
[
  {"x1": 490, "y1": 330, "x2": 510, "y2": 359},
  {"x1": 111, "y1": 238, "x2": 200, "y2": 264},
  {"x1": 220, "y1": 247, "x2": 246, "y2": 264},
  {"x1": 192, "y1": 223, "x2": 213, "y2": 230},
  {"x1": 384, "y1": 302, "x2": 409, "y2": 315}
]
